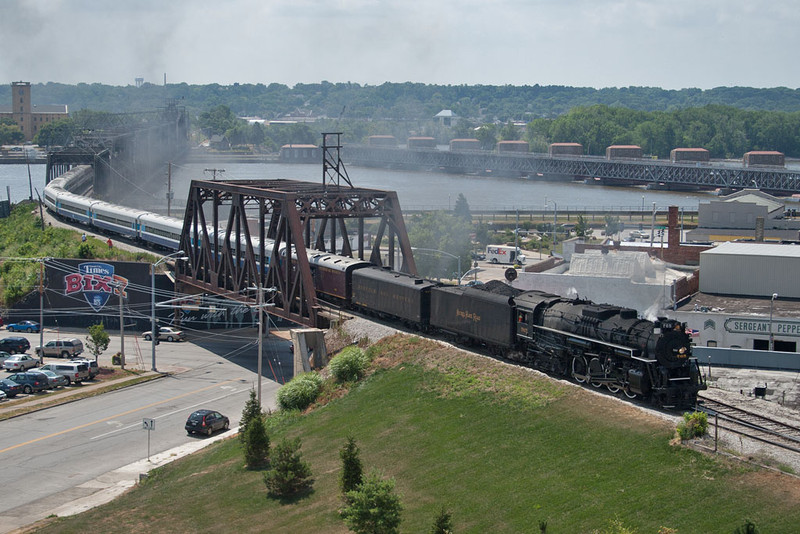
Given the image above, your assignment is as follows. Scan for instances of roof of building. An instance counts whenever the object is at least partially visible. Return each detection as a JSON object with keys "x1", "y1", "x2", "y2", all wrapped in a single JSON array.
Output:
[
  {"x1": 714, "y1": 188, "x2": 784, "y2": 213},
  {"x1": 0, "y1": 104, "x2": 68, "y2": 113},
  {"x1": 672, "y1": 147, "x2": 709, "y2": 152},
  {"x1": 701, "y1": 241, "x2": 800, "y2": 258},
  {"x1": 435, "y1": 110, "x2": 455, "y2": 118},
  {"x1": 744, "y1": 150, "x2": 784, "y2": 155}
]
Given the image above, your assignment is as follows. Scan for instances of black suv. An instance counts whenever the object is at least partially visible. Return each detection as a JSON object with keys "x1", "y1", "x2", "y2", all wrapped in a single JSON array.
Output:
[{"x1": 0, "y1": 337, "x2": 30, "y2": 354}]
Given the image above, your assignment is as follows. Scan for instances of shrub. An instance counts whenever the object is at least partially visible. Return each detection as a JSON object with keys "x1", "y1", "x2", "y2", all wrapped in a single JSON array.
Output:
[
  {"x1": 676, "y1": 411, "x2": 709, "y2": 441},
  {"x1": 329, "y1": 346, "x2": 368, "y2": 383},
  {"x1": 276, "y1": 372, "x2": 323, "y2": 411},
  {"x1": 263, "y1": 437, "x2": 313, "y2": 497}
]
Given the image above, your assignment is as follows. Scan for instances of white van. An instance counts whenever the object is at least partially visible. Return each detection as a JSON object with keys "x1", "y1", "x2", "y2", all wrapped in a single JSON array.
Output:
[{"x1": 485, "y1": 245, "x2": 525, "y2": 265}]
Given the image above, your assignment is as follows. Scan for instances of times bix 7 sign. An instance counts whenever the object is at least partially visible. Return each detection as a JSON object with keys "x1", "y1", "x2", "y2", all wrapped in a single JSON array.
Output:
[{"x1": 41, "y1": 259, "x2": 164, "y2": 329}]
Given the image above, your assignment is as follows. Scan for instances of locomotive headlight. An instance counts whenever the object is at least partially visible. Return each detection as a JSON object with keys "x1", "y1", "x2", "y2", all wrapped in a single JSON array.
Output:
[{"x1": 677, "y1": 347, "x2": 687, "y2": 359}]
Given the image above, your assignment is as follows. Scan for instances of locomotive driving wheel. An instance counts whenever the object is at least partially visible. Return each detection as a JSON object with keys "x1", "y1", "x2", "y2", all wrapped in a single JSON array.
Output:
[
  {"x1": 571, "y1": 356, "x2": 588, "y2": 383},
  {"x1": 623, "y1": 387, "x2": 637, "y2": 399},
  {"x1": 606, "y1": 383, "x2": 620, "y2": 394},
  {"x1": 589, "y1": 357, "x2": 604, "y2": 388}
]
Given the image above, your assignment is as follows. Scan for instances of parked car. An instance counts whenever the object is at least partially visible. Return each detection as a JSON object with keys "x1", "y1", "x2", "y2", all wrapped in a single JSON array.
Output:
[
  {"x1": 185, "y1": 409, "x2": 229, "y2": 436},
  {"x1": 3, "y1": 354, "x2": 40, "y2": 372},
  {"x1": 37, "y1": 362, "x2": 90, "y2": 385},
  {"x1": 0, "y1": 337, "x2": 30, "y2": 354},
  {"x1": 6, "y1": 320, "x2": 41, "y2": 333},
  {"x1": 5, "y1": 371, "x2": 49, "y2": 394},
  {"x1": 0, "y1": 378, "x2": 22, "y2": 398},
  {"x1": 142, "y1": 326, "x2": 185, "y2": 342},
  {"x1": 35, "y1": 368, "x2": 69, "y2": 389},
  {"x1": 35, "y1": 338, "x2": 84, "y2": 358},
  {"x1": 0, "y1": 389, "x2": 6, "y2": 401},
  {"x1": 0, "y1": 351, "x2": 12, "y2": 365},
  {"x1": 70, "y1": 358, "x2": 99, "y2": 379}
]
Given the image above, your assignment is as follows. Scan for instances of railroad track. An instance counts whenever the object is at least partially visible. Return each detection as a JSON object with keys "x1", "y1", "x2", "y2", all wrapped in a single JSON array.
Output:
[{"x1": 697, "y1": 394, "x2": 800, "y2": 454}]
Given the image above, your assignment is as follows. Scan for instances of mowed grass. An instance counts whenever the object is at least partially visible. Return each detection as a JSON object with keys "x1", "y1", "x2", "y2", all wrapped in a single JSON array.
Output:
[{"x1": 32, "y1": 335, "x2": 800, "y2": 533}]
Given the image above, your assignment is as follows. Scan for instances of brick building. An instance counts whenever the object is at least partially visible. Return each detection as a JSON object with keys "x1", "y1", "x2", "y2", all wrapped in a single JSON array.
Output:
[{"x1": 0, "y1": 81, "x2": 69, "y2": 142}]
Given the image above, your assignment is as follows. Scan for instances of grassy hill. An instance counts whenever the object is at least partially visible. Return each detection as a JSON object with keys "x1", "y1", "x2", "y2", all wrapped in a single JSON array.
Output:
[
  {"x1": 0, "y1": 201, "x2": 156, "y2": 307},
  {"x1": 32, "y1": 335, "x2": 800, "y2": 533}
]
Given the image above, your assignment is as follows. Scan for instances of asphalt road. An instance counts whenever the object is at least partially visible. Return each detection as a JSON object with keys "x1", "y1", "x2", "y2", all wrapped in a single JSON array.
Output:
[{"x1": 0, "y1": 327, "x2": 293, "y2": 533}]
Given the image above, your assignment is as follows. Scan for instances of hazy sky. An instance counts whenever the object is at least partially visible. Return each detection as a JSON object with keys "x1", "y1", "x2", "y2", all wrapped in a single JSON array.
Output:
[{"x1": 2, "y1": 0, "x2": 797, "y2": 89}]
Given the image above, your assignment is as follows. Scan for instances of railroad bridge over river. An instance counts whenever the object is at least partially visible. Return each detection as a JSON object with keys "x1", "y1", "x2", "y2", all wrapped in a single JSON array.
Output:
[{"x1": 343, "y1": 146, "x2": 800, "y2": 195}]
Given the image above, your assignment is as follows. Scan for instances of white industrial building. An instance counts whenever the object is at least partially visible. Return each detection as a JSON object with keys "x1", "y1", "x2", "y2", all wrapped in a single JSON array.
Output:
[{"x1": 699, "y1": 242, "x2": 800, "y2": 298}]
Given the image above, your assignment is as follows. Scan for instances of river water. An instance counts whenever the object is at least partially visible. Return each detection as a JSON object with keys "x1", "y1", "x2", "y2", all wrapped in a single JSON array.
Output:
[{"x1": 2, "y1": 161, "x2": 714, "y2": 215}]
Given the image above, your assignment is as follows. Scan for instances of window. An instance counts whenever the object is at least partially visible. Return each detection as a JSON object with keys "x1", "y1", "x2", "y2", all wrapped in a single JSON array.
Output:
[{"x1": 706, "y1": 341, "x2": 717, "y2": 347}]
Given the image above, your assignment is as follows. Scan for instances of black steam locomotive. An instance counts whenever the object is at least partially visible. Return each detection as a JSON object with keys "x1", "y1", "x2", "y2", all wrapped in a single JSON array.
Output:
[{"x1": 310, "y1": 255, "x2": 706, "y2": 409}]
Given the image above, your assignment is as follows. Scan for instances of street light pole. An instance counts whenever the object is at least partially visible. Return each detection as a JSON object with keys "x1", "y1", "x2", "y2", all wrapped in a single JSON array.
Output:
[
  {"x1": 151, "y1": 251, "x2": 186, "y2": 372},
  {"x1": 546, "y1": 200, "x2": 558, "y2": 248},
  {"x1": 770, "y1": 293, "x2": 778, "y2": 352}
]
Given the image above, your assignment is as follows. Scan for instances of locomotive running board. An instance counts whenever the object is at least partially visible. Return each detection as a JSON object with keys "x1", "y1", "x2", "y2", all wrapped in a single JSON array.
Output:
[{"x1": 531, "y1": 324, "x2": 640, "y2": 360}]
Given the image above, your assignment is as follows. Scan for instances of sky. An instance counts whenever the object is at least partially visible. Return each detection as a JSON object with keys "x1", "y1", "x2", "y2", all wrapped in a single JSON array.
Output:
[{"x1": 1, "y1": 0, "x2": 798, "y2": 90}]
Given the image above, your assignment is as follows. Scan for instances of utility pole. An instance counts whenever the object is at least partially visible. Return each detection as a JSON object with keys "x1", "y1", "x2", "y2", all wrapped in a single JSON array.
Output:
[
  {"x1": 204, "y1": 168, "x2": 225, "y2": 181},
  {"x1": 38, "y1": 260, "x2": 44, "y2": 365}
]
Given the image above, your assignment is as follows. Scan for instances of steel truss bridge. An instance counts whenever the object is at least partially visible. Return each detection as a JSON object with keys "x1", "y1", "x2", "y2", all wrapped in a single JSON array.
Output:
[
  {"x1": 175, "y1": 178, "x2": 416, "y2": 328},
  {"x1": 343, "y1": 146, "x2": 800, "y2": 194}
]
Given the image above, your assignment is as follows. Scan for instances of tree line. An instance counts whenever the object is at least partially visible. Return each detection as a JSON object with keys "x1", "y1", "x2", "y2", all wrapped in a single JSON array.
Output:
[{"x1": 5, "y1": 81, "x2": 800, "y2": 122}]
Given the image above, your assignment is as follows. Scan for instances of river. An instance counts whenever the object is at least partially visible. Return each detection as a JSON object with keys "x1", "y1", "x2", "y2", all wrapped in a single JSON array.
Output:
[{"x1": 2, "y1": 161, "x2": 715, "y2": 215}]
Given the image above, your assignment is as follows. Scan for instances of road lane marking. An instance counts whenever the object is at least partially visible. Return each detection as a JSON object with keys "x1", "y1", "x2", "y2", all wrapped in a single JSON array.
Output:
[
  {"x1": 91, "y1": 386, "x2": 248, "y2": 440},
  {"x1": 0, "y1": 378, "x2": 242, "y2": 455}
]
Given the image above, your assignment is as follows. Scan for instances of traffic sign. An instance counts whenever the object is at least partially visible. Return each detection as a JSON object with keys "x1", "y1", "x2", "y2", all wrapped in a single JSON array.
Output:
[{"x1": 142, "y1": 418, "x2": 155, "y2": 431}]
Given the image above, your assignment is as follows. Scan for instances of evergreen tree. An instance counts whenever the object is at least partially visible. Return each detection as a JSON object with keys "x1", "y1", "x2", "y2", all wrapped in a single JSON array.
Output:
[
  {"x1": 339, "y1": 436, "x2": 364, "y2": 494},
  {"x1": 239, "y1": 388, "x2": 262, "y2": 443},
  {"x1": 263, "y1": 437, "x2": 313, "y2": 497},
  {"x1": 453, "y1": 193, "x2": 471, "y2": 222},
  {"x1": 242, "y1": 413, "x2": 270, "y2": 469},
  {"x1": 430, "y1": 506, "x2": 453, "y2": 534},
  {"x1": 341, "y1": 468, "x2": 402, "y2": 534}
]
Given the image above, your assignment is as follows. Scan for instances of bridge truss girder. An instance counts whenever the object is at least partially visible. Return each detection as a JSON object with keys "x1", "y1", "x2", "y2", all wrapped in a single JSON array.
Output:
[
  {"x1": 176, "y1": 179, "x2": 417, "y2": 328},
  {"x1": 344, "y1": 146, "x2": 800, "y2": 194}
]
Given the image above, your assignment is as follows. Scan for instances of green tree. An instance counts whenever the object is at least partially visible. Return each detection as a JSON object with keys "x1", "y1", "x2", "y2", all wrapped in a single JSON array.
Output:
[
  {"x1": 239, "y1": 388, "x2": 262, "y2": 443},
  {"x1": 340, "y1": 436, "x2": 364, "y2": 495},
  {"x1": 34, "y1": 118, "x2": 74, "y2": 147},
  {"x1": 198, "y1": 105, "x2": 240, "y2": 137},
  {"x1": 407, "y1": 211, "x2": 472, "y2": 282},
  {"x1": 474, "y1": 124, "x2": 497, "y2": 150},
  {"x1": 85, "y1": 323, "x2": 110, "y2": 363},
  {"x1": 500, "y1": 120, "x2": 521, "y2": 141},
  {"x1": 430, "y1": 507, "x2": 453, "y2": 534},
  {"x1": 603, "y1": 215, "x2": 623, "y2": 238},
  {"x1": 0, "y1": 118, "x2": 24, "y2": 145},
  {"x1": 263, "y1": 437, "x2": 313, "y2": 498},
  {"x1": 242, "y1": 413, "x2": 270, "y2": 469},
  {"x1": 341, "y1": 468, "x2": 403, "y2": 534},
  {"x1": 574, "y1": 214, "x2": 589, "y2": 238},
  {"x1": 452, "y1": 193, "x2": 471, "y2": 222}
]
